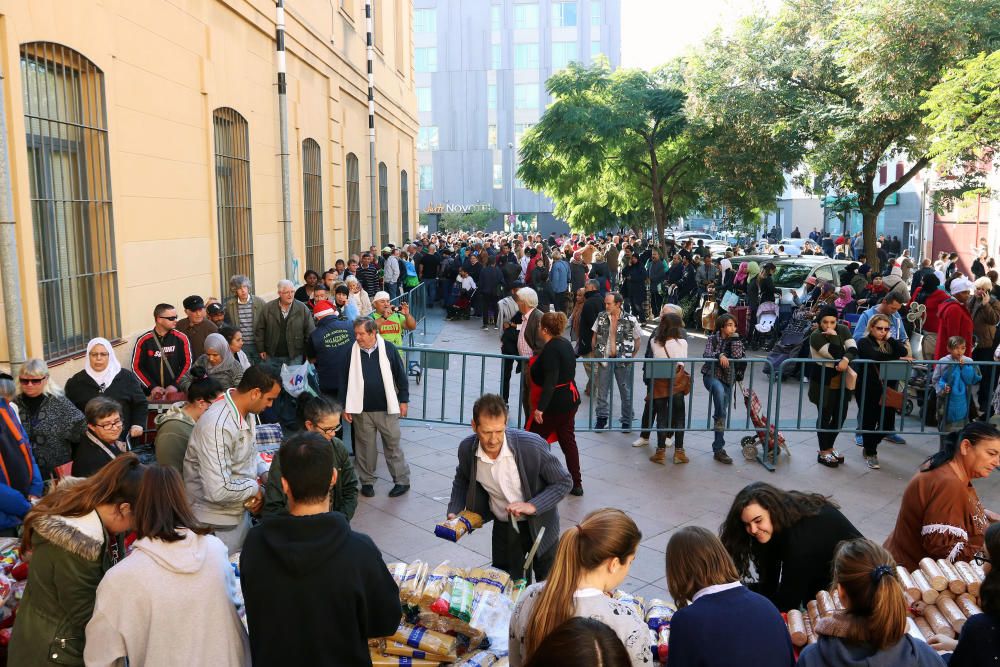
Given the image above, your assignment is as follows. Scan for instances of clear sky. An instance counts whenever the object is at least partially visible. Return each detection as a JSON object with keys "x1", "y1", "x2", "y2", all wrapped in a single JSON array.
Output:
[{"x1": 620, "y1": 0, "x2": 782, "y2": 70}]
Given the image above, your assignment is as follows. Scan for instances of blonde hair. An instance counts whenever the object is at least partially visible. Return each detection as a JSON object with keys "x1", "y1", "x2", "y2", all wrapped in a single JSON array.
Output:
[
  {"x1": 865, "y1": 313, "x2": 892, "y2": 337},
  {"x1": 18, "y1": 358, "x2": 63, "y2": 396}
]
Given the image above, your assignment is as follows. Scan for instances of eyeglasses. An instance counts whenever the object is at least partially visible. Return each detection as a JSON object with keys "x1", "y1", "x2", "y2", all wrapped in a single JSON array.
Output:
[
  {"x1": 316, "y1": 424, "x2": 339, "y2": 437},
  {"x1": 158, "y1": 315, "x2": 178, "y2": 321},
  {"x1": 873, "y1": 326, "x2": 890, "y2": 331},
  {"x1": 19, "y1": 377, "x2": 45, "y2": 385},
  {"x1": 94, "y1": 419, "x2": 123, "y2": 430},
  {"x1": 974, "y1": 554, "x2": 992, "y2": 566}
]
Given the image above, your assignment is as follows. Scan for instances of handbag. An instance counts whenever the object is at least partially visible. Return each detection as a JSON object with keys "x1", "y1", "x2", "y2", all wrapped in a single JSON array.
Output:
[
  {"x1": 880, "y1": 387, "x2": 904, "y2": 412},
  {"x1": 719, "y1": 290, "x2": 739, "y2": 312},
  {"x1": 663, "y1": 345, "x2": 691, "y2": 397}
]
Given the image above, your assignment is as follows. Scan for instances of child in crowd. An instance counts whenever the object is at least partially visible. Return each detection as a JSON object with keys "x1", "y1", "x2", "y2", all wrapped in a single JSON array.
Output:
[{"x1": 933, "y1": 336, "x2": 981, "y2": 449}]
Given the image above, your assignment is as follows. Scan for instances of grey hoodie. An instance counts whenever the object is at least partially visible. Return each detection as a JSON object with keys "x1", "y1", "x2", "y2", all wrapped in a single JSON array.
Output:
[
  {"x1": 797, "y1": 615, "x2": 945, "y2": 667},
  {"x1": 153, "y1": 402, "x2": 196, "y2": 474}
]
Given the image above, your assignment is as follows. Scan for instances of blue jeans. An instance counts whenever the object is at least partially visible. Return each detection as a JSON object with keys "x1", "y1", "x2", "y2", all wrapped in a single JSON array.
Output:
[
  {"x1": 386, "y1": 282, "x2": 399, "y2": 301},
  {"x1": 595, "y1": 360, "x2": 634, "y2": 424},
  {"x1": 703, "y1": 374, "x2": 731, "y2": 452},
  {"x1": 423, "y1": 278, "x2": 438, "y2": 305}
]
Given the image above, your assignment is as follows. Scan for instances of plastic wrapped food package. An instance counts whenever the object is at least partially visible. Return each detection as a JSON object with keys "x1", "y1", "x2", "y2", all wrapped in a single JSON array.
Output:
[
  {"x1": 387, "y1": 562, "x2": 408, "y2": 588},
  {"x1": 453, "y1": 650, "x2": 500, "y2": 666},
  {"x1": 613, "y1": 590, "x2": 646, "y2": 618},
  {"x1": 382, "y1": 639, "x2": 455, "y2": 662},
  {"x1": 469, "y1": 591, "x2": 515, "y2": 654},
  {"x1": 470, "y1": 567, "x2": 511, "y2": 597},
  {"x1": 449, "y1": 577, "x2": 476, "y2": 622},
  {"x1": 390, "y1": 623, "x2": 459, "y2": 658},
  {"x1": 400, "y1": 561, "x2": 430, "y2": 604},
  {"x1": 645, "y1": 599, "x2": 675, "y2": 630},
  {"x1": 420, "y1": 562, "x2": 464, "y2": 608},
  {"x1": 368, "y1": 650, "x2": 443, "y2": 666},
  {"x1": 435, "y1": 510, "x2": 485, "y2": 542}
]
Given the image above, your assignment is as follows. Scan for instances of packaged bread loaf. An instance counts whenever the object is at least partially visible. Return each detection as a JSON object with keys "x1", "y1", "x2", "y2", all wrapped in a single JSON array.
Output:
[
  {"x1": 896, "y1": 566, "x2": 920, "y2": 601},
  {"x1": 382, "y1": 640, "x2": 455, "y2": 662},
  {"x1": 806, "y1": 600, "x2": 821, "y2": 630},
  {"x1": 786, "y1": 610, "x2": 807, "y2": 647},
  {"x1": 435, "y1": 510, "x2": 484, "y2": 542},
  {"x1": 419, "y1": 562, "x2": 463, "y2": 608},
  {"x1": 387, "y1": 562, "x2": 408, "y2": 588},
  {"x1": 399, "y1": 561, "x2": 428, "y2": 603},
  {"x1": 955, "y1": 561, "x2": 981, "y2": 596},
  {"x1": 922, "y1": 604, "x2": 955, "y2": 639},
  {"x1": 912, "y1": 616, "x2": 934, "y2": 641},
  {"x1": 905, "y1": 617, "x2": 926, "y2": 643},
  {"x1": 816, "y1": 590, "x2": 836, "y2": 617},
  {"x1": 390, "y1": 623, "x2": 458, "y2": 658},
  {"x1": 453, "y1": 651, "x2": 500, "y2": 666},
  {"x1": 470, "y1": 567, "x2": 511, "y2": 597},
  {"x1": 936, "y1": 559, "x2": 966, "y2": 595},
  {"x1": 910, "y1": 570, "x2": 938, "y2": 604},
  {"x1": 957, "y1": 593, "x2": 983, "y2": 619},
  {"x1": 919, "y1": 558, "x2": 947, "y2": 592},
  {"x1": 369, "y1": 650, "x2": 443, "y2": 666},
  {"x1": 937, "y1": 596, "x2": 967, "y2": 633}
]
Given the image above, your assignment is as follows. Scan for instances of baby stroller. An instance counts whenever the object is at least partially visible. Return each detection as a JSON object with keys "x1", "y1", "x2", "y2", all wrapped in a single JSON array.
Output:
[
  {"x1": 905, "y1": 363, "x2": 935, "y2": 425},
  {"x1": 738, "y1": 381, "x2": 790, "y2": 462},
  {"x1": 762, "y1": 310, "x2": 814, "y2": 380},
  {"x1": 749, "y1": 302, "x2": 780, "y2": 351},
  {"x1": 446, "y1": 287, "x2": 476, "y2": 321}
]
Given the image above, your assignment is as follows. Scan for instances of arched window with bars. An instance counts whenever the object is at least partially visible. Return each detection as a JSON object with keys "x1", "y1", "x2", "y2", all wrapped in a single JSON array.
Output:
[{"x1": 213, "y1": 108, "x2": 254, "y2": 294}]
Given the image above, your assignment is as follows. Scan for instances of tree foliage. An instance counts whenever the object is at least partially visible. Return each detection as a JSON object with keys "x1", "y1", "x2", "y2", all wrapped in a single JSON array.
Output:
[
  {"x1": 686, "y1": 0, "x2": 1000, "y2": 269},
  {"x1": 437, "y1": 206, "x2": 499, "y2": 234},
  {"x1": 923, "y1": 49, "x2": 1000, "y2": 164}
]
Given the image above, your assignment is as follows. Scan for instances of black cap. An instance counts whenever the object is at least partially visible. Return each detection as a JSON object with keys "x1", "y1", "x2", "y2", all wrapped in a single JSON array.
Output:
[
  {"x1": 182, "y1": 295, "x2": 205, "y2": 311},
  {"x1": 206, "y1": 303, "x2": 224, "y2": 316}
]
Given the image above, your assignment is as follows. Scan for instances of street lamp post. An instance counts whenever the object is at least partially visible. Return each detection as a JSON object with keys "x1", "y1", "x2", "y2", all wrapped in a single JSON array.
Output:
[{"x1": 508, "y1": 141, "x2": 515, "y2": 226}]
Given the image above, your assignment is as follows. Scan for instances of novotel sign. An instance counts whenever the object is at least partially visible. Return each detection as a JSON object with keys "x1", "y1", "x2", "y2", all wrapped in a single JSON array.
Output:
[{"x1": 422, "y1": 202, "x2": 494, "y2": 214}]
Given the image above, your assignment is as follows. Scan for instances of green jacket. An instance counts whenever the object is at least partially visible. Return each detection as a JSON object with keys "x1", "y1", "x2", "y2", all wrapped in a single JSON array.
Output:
[
  {"x1": 153, "y1": 402, "x2": 196, "y2": 475},
  {"x1": 262, "y1": 436, "x2": 358, "y2": 520},
  {"x1": 8, "y1": 511, "x2": 122, "y2": 666},
  {"x1": 253, "y1": 298, "x2": 316, "y2": 361}
]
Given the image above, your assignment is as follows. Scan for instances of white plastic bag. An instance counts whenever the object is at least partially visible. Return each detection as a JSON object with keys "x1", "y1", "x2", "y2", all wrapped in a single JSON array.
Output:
[{"x1": 280, "y1": 362, "x2": 310, "y2": 398}]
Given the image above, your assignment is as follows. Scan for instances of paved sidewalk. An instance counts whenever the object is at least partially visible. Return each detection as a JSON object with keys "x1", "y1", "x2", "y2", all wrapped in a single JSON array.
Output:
[{"x1": 354, "y1": 306, "x2": 1000, "y2": 603}]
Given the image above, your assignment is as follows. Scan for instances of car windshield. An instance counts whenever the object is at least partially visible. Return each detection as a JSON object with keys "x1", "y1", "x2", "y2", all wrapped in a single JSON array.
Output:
[{"x1": 771, "y1": 264, "x2": 813, "y2": 288}]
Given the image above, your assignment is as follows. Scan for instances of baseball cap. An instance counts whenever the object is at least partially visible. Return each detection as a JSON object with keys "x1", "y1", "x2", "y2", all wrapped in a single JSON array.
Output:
[
  {"x1": 312, "y1": 300, "x2": 335, "y2": 319},
  {"x1": 805, "y1": 276, "x2": 818, "y2": 286},
  {"x1": 182, "y1": 295, "x2": 205, "y2": 311},
  {"x1": 382, "y1": 246, "x2": 392, "y2": 254},
  {"x1": 950, "y1": 277, "x2": 974, "y2": 295},
  {"x1": 206, "y1": 303, "x2": 224, "y2": 316},
  {"x1": 373, "y1": 291, "x2": 391, "y2": 303}
]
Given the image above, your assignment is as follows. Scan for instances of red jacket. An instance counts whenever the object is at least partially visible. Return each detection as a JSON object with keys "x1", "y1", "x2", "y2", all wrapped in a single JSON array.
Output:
[
  {"x1": 910, "y1": 287, "x2": 950, "y2": 335},
  {"x1": 934, "y1": 298, "x2": 973, "y2": 360}
]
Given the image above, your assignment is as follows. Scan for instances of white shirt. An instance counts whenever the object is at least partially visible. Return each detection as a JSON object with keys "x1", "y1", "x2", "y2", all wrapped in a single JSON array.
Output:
[
  {"x1": 459, "y1": 275, "x2": 477, "y2": 291},
  {"x1": 691, "y1": 581, "x2": 743, "y2": 603},
  {"x1": 475, "y1": 436, "x2": 526, "y2": 522}
]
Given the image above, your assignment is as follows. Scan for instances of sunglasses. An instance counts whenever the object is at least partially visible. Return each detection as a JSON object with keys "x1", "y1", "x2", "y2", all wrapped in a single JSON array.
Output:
[
  {"x1": 873, "y1": 326, "x2": 890, "y2": 331},
  {"x1": 158, "y1": 315, "x2": 178, "y2": 321},
  {"x1": 19, "y1": 377, "x2": 45, "y2": 385},
  {"x1": 974, "y1": 554, "x2": 992, "y2": 567}
]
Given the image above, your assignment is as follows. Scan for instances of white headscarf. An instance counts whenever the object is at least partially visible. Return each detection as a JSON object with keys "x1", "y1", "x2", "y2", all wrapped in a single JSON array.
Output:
[{"x1": 85, "y1": 337, "x2": 122, "y2": 390}]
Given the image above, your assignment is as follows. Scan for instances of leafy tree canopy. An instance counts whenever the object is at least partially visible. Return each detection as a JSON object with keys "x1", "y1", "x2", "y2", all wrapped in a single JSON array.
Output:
[
  {"x1": 438, "y1": 206, "x2": 499, "y2": 234},
  {"x1": 923, "y1": 49, "x2": 1000, "y2": 164}
]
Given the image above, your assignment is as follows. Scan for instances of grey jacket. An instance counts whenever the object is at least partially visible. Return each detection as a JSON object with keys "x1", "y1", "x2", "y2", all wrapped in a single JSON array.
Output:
[
  {"x1": 447, "y1": 428, "x2": 571, "y2": 558},
  {"x1": 383, "y1": 255, "x2": 401, "y2": 284},
  {"x1": 254, "y1": 298, "x2": 316, "y2": 360},
  {"x1": 177, "y1": 354, "x2": 244, "y2": 392}
]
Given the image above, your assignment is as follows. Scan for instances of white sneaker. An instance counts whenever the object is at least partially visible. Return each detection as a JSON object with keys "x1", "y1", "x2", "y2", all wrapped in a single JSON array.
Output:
[{"x1": 631, "y1": 437, "x2": 650, "y2": 447}]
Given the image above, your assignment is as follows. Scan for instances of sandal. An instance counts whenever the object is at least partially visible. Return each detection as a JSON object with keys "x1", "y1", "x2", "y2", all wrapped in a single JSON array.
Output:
[
  {"x1": 817, "y1": 452, "x2": 840, "y2": 468},
  {"x1": 832, "y1": 449, "x2": 845, "y2": 464}
]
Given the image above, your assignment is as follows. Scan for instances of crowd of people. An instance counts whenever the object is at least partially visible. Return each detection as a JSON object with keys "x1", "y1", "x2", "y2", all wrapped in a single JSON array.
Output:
[{"x1": 0, "y1": 228, "x2": 1000, "y2": 665}]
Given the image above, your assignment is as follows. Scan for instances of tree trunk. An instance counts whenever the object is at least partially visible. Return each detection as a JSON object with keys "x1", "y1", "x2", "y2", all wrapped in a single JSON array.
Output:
[
  {"x1": 650, "y1": 182, "x2": 666, "y2": 255},
  {"x1": 862, "y1": 209, "x2": 880, "y2": 274}
]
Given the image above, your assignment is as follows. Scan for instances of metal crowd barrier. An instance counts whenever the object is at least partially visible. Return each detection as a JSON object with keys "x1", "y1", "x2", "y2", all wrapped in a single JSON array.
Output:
[
  {"x1": 388, "y1": 280, "x2": 428, "y2": 345},
  {"x1": 394, "y1": 344, "x2": 1000, "y2": 473}
]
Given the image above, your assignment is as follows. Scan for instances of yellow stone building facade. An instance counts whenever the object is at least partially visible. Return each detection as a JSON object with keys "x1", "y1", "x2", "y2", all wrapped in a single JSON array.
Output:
[{"x1": 0, "y1": 0, "x2": 417, "y2": 378}]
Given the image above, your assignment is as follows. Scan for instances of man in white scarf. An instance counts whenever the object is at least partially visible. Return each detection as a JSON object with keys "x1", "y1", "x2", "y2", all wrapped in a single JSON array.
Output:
[{"x1": 342, "y1": 319, "x2": 411, "y2": 498}]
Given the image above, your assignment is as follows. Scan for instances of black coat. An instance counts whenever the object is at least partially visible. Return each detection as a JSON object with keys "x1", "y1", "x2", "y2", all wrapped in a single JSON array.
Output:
[
  {"x1": 240, "y1": 512, "x2": 401, "y2": 667},
  {"x1": 530, "y1": 337, "x2": 579, "y2": 414},
  {"x1": 948, "y1": 612, "x2": 1000, "y2": 667},
  {"x1": 576, "y1": 292, "x2": 605, "y2": 356},
  {"x1": 855, "y1": 335, "x2": 908, "y2": 431},
  {"x1": 65, "y1": 369, "x2": 148, "y2": 432},
  {"x1": 752, "y1": 503, "x2": 862, "y2": 611}
]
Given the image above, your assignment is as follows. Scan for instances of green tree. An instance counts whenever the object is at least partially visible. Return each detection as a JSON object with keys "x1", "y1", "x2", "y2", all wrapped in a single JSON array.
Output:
[
  {"x1": 437, "y1": 206, "x2": 499, "y2": 234},
  {"x1": 923, "y1": 49, "x2": 1000, "y2": 163},
  {"x1": 687, "y1": 0, "x2": 1000, "y2": 269}
]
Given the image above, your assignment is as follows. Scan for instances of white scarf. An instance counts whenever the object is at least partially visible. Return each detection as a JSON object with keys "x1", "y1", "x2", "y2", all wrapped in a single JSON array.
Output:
[
  {"x1": 85, "y1": 337, "x2": 122, "y2": 390},
  {"x1": 345, "y1": 334, "x2": 400, "y2": 415}
]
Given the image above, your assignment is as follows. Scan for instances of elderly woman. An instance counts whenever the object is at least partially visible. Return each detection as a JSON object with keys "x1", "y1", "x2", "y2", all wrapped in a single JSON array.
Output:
[
  {"x1": 345, "y1": 275, "x2": 373, "y2": 317},
  {"x1": 224, "y1": 274, "x2": 266, "y2": 363},
  {"x1": 885, "y1": 421, "x2": 1000, "y2": 571},
  {"x1": 178, "y1": 332, "x2": 244, "y2": 392},
  {"x1": 65, "y1": 337, "x2": 147, "y2": 444},
  {"x1": 74, "y1": 396, "x2": 129, "y2": 477},
  {"x1": 14, "y1": 359, "x2": 87, "y2": 481}
]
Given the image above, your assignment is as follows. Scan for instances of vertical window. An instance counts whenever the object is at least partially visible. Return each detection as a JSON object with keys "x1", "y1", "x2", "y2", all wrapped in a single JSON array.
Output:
[
  {"x1": 515, "y1": 43, "x2": 539, "y2": 69},
  {"x1": 895, "y1": 162, "x2": 905, "y2": 180},
  {"x1": 415, "y1": 47, "x2": 437, "y2": 72},
  {"x1": 417, "y1": 126, "x2": 439, "y2": 150},
  {"x1": 378, "y1": 162, "x2": 389, "y2": 249},
  {"x1": 400, "y1": 170, "x2": 409, "y2": 237},
  {"x1": 590, "y1": 38, "x2": 602, "y2": 58},
  {"x1": 493, "y1": 163, "x2": 503, "y2": 189},
  {"x1": 21, "y1": 42, "x2": 120, "y2": 358},
  {"x1": 491, "y1": 5, "x2": 502, "y2": 31},
  {"x1": 488, "y1": 84, "x2": 498, "y2": 109},
  {"x1": 419, "y1": 164, "x2": 434, "y2": 190},
  {"x1": 414, "y1": 8, "x2": 436, "y2": 33},
  {"x1": 346, "y1": 153, "x2": 361, "y2": 257},
  {"x1": 879, "y1": 164, "x2": 887, "y2": 185},
  {"x1": 515, "y1": 83, "x2": 538, "y2": 109},
  {"x1": 488, "y1": 124, "x2": 498, "y2": 149},
  {"x1": 514, "y1": 4, "x2": 539, "y2": 29},
  {"x1": 302, "y1": 139, "x2": 323, "y2": 272},
  {"x1": 213, "y1": 108, "x2": 255, "y2": 300},
  {"x1": 552, "y1": 2, "x2": 578, "y2": 27},
  {"x1": 417, "y1": 87, "x2": 432, "y2": 112},
  {"x1": 552, "y1": 41, "x2": 577, "y2": 69},
  {"x1": 590, "y1": 2, "x2": 600, "y2": 25},
  {"x1": 492, "y1": 44, "x2": 502, "y2": 69}
]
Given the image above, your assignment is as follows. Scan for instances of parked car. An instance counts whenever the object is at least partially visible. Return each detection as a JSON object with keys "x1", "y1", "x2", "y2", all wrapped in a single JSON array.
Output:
[{"x1": 770, "y1": 257, "x2": 850, "y2": 305}]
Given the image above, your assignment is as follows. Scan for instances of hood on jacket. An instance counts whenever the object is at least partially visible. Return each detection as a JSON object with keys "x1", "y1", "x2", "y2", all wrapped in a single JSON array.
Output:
[
  {"x1": 810, "y1": 613, "x2": 930, "y2": 667},
  {"x1": 133, "y1": 528, "x2": 210, "y2": 574},
  {"x1": 33, "y1": 510, "x2": 105, "y2": 561},
  {"x1": 257, "y1": 511, "x2": 351, "y2": 575},
  {"x1": 154, "y1": 401, "x2": 195, "y2": 428}
]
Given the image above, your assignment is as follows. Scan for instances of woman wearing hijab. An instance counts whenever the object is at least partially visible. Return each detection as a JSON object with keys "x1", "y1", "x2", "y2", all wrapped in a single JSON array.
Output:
[
  {"x1": 833, "y1": 286, "x2": 858, "y2": 318},
  {"x1": 733, "y1": 262, "x2": 749, "y2": 293},
  {"x1": 178, "y1": 333, "x2": 244, "y2": 392},
  {"x1": 66, "y1": 338, "x2": 148, "y2": 443},
  {"x1": 719, "y1": 258, "x2": 735, "y2": 293}
]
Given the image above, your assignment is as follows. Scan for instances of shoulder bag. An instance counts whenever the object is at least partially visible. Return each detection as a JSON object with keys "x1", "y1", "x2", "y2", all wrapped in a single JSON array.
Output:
[{"x1": 653, "y1": 344, "x2": 691, "y2": 398}]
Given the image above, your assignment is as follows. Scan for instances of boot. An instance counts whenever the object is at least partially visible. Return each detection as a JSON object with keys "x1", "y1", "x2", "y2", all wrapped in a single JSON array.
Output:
[{"x1": 649, "y1": 449, "x2": 666, "y2": 465}]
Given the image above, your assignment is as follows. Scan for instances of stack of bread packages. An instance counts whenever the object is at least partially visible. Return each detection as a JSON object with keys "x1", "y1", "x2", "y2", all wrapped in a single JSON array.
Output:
[
  {"x1": 785, "y1": 558, "x2": 986, "y2": 652},
  {"x1": 371, "y1": 560, "x2": 523, "y2": 666}
]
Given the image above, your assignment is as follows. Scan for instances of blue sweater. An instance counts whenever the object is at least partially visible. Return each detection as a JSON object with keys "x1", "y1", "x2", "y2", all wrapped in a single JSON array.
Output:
[{"x1": 667, "y1": 585, "x2": 794, "y2": 667}]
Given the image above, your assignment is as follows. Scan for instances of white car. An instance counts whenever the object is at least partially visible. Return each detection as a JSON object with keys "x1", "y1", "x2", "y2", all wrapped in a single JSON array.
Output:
[{"x1": 778, "y1": 237, "x2": 806, "y2": 248}]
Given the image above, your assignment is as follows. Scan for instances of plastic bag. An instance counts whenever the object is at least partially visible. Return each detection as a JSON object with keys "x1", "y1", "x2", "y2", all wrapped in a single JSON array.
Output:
[
  {"x1": 280, "y1": 362, "x2": 313, "y2": 398},
  {"x1": 469, "y1": 591, "x2": 514, "y2": 653}
]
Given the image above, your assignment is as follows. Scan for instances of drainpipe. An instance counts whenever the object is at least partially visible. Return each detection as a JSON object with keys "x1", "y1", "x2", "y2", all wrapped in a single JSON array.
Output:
[
  {"x1": 276, "y1": 0, "x2": 295, "y2": 279},
  {"x1": 366, "y1": 0, "x2": 377, "y2": 248},
  {"x1": 0, "y1": 71, "x2": 26, "y2": 374}
]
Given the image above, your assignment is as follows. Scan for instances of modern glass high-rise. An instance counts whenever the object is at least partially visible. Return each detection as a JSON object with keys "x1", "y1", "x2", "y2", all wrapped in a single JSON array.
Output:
[{"x1": 414, "y1": 0, "x2": 622, "y2": 235}]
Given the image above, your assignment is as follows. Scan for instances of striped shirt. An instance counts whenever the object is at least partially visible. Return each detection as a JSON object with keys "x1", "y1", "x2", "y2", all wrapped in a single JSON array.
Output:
[{"x1": 237, "y1": 300, "x2": 255, "y2": 344}]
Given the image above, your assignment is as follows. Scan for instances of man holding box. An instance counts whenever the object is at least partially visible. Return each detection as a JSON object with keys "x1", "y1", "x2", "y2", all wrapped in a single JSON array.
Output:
[{"x1": 447, "y1": 394, "x2": 572, "y2": 582}]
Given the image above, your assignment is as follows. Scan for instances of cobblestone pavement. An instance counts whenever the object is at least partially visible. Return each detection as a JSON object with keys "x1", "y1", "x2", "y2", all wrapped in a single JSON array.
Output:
[{"x1": 353, "y1": 306, "x2": 1000, "y2": 603}]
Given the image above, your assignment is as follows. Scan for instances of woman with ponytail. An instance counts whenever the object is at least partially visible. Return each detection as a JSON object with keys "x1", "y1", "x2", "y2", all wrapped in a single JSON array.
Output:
[
  {"x1": 797, "y1": 538, "x2": 943, "y2": 666},
  {"x1": 884, "y1": 421, "x2": 1000, "y2": 571},
  {"x1": 85, "y1": 465, "x2": 249, "y2": 666},
  {"x1": 508, "y1": 508, "x2": 649, "y2": 667},
  {"x1": 8, "y1": 455, "x2": 145, "y2": 665}
]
